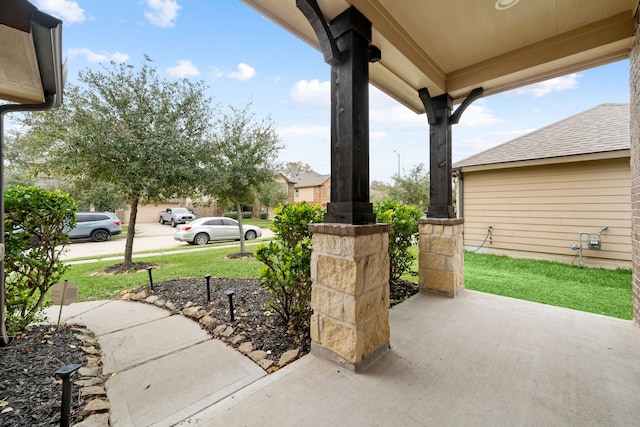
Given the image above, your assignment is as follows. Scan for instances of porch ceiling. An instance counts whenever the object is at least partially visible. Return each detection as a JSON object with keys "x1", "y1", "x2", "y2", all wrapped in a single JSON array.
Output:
[{"x1": 241, "y1": 0, "x2": 637, "y2": 112}]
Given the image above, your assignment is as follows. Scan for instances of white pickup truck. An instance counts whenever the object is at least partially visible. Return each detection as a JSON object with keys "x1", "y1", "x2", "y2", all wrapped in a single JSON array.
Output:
[{"x1": 159, "y1": 207, "x2": 195, "y2": 227}]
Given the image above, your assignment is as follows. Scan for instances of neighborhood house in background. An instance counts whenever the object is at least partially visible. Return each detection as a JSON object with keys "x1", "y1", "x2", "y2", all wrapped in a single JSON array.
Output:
[
  {"x1": 159, "y1": 207, "x2": 195, "y2": 227},
  {"x1": 173, "y1": 217, "x2": 262, "y2": 245}
]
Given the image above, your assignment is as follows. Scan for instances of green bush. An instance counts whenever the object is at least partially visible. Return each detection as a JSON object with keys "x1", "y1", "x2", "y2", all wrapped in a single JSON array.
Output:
[
  {"x1": 374, "y1": 200, "x2": 422, "y2": 282},
  {"x1": 224, "y1": 211, "x2": 238, "y2": 219},
  {"x1": 242, "y1": 211, "x2": 252, "y2": 219},
  {"x1": 255, "y1": 202, "x2": 324, "y2": 332},
  {"x1": 3, "y1": 186, "x2": 78, "y2": 333},
  {"x1": 258, "y1": 212, "x2": 268, "y2": 220}
]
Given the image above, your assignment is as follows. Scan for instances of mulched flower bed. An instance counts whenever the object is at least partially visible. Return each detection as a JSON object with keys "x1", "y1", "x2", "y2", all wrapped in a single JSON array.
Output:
[
  {"x1": 126, "y1": 276, "x2": 419, "y2": 366},
  {"x1": 0, "y1": 325, "x2": 90, "y2": 426}
]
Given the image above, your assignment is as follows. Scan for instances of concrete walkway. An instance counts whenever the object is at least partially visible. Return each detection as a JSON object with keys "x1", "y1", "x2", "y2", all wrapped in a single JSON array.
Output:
[
  {"x1": 44, "y1": 300, "x2": 266, "y2": 426},
  {"x1": 46, "y1": 291, "x2": 640, "y2": 426}
]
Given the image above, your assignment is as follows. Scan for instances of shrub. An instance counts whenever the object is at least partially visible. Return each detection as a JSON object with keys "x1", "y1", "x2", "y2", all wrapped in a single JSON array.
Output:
[
  {"x1": 224, "y1": 211, "x2": 238, "y2": 219},
  {"x1": 373, "y1": 200, "x2": 422, "y2": 282},
  {"x1": 242, "y1": 211, "x2": 252, "y2": 219},
  {"x1": 270, "y1": 201, "x2": 324, "y2": 248},
  {"x1": 258, "y1": 212, "x2": 268, "y2": 220},
  {"x1": 3, "y1": 186, "x2": 78, "y2": 333},
  {"x1": 255, "y1": 202, "x2": 324, "y2": 332}
]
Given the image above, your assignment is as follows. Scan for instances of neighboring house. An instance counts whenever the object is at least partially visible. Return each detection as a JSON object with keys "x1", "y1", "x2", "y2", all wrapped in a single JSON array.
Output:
[
  {"x1": 453, "y1": 103, "x2": 630, "y2": 269},
  {"x1": 291, "y1": 171, "x2": 331, "y2": 208},
  {"x1": 121, "y1": 199, "x2": 210, "y2": 224}
]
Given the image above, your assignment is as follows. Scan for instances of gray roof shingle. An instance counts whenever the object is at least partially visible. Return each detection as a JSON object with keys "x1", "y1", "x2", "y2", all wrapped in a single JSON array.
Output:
[
  {"x1": 292, "y1": 171, "x2": 330, "y2": 188},
  {"x1": 453, "y1": 103, "x2": 629, "y2": 169}
]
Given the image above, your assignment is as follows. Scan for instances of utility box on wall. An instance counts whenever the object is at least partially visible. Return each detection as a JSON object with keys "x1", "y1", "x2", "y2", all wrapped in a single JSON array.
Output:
[{"x1": 587, "y1": 237, "x2": 602, "y2": 250}]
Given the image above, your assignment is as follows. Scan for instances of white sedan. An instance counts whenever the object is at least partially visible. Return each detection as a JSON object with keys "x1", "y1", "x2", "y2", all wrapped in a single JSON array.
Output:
[{"x1": 173, "y1": 217, "x2": 263, "y2": 245}]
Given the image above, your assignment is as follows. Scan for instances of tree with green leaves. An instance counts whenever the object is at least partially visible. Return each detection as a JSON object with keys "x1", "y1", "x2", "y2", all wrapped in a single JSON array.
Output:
[
  {"x1": 200, "y1": 103, "x2": 283, "y2": 253},
  {"x1": 388, "y1": 163, "x2": 430, "y2": 211},
  {"x1": 256, "y1": 178, "x2": 290, "y2": 215},
  {"x1": 280, "y1": 161, "x2": 313, "y2": 179},
  {"x1": 18, "y1": 58, "x2": 215, "y2": 267}
]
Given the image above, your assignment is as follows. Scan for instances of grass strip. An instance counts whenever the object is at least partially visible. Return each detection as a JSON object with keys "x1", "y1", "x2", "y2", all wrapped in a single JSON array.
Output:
[{"x1": 464, "y1": 252, "x2": 632, "y2": 319}]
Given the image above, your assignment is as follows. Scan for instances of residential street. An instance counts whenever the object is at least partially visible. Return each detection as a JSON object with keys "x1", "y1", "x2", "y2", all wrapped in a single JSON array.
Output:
[{"x1": 60, "y1": 222, "x2": 273, "y2": 261}]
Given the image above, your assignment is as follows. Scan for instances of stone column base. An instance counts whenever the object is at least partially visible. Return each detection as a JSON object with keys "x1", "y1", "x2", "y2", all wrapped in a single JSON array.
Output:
[
  {"x1": 418, "y1": 218, "x2": 464, "y2": 297},
  {"x1": 308, "y1": 223, "x2": 391, "y2": 371}
]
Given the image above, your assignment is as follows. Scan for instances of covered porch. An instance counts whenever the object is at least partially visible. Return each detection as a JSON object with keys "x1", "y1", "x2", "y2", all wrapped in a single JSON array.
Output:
[
  {"x1": 241, "y1": 0, "x2": 640, "y2": 370},
  {"x1": 183, "y1": 289, "x2": 640, "y2": 425}
]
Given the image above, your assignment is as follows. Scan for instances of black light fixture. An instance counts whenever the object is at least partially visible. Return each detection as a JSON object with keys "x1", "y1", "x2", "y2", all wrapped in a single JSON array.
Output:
[{"x1": 0, "y1": 0, "x2": 64, "y2": 346}]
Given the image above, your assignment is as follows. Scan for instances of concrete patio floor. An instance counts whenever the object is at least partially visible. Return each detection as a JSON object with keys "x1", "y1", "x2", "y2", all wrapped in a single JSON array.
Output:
[{"x1": 182, "y1": 290, "x2": 640, "y2": 426}]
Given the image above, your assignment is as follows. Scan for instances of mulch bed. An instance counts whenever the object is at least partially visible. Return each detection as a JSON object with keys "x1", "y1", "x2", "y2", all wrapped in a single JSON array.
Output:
[{"x1": 0, "y1": 325, "x2": 87, "y2": 426}]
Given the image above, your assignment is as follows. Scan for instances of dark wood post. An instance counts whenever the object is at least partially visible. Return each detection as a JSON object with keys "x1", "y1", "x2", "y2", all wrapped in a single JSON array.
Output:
[
  {"x1": 297, "y1": 1, "x2": 376, "y2": 225},
  {"x1": 324, "y1": 7, "x2": 375, "y2": 224},
  {"x1": 426, "y1": 93, "x2": 454, "y2": 218},
  {"x1": 419, "y1": 87, "x2": 483, "y2": 219}
]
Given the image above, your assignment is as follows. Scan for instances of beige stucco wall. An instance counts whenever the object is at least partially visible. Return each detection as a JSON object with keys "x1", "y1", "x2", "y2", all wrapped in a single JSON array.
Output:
[
  {"x1": 460, "y1": 157, "x2": 631, "y2": 268},
  {"x1": 294, "y1": 179, "x2": 331, "y2": 208}
]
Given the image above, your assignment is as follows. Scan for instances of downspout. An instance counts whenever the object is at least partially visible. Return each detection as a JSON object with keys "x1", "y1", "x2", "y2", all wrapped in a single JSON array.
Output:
[
  {"x1": 0, "y1": 93, "x2": 58, "y2": 345},
  {"x1": 453, "y1": 167, "x2": 463, "y2": 218}
]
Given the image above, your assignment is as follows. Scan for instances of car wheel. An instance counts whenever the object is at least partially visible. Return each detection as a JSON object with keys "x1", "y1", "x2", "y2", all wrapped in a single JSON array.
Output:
[
  {"x1": 194, "y1": 233, "x2": 209, "y2": 245},
  {"x1": 90, "y1": 229, "x2": 109, "y2": 242},
  {"x1": 245, "y1": 230, "x2": 257, "y2": 240},
  {"x1": 159, "y1": 217, "x2": 164, "y2": 224},
  {"x1": 171, "y1": 219, "x2": 176, "y2": 227}
]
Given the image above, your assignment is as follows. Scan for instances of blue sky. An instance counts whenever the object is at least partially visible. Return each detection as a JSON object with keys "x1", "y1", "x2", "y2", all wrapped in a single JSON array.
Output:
[{"x1": 34, "y1": 0, "x2": 631, "y2": 182}]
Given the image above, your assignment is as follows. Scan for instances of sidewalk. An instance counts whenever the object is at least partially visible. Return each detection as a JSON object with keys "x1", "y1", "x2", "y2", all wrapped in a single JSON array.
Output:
[
  {"x1": 44, "y1": 300, "x2": 266, "y2": 426},
  {"x1": 46, "y1": 291, "x2": 640, "y2": 426}
]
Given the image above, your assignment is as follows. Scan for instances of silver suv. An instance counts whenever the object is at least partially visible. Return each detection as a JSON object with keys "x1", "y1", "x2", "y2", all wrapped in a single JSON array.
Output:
[{"x1": 69, "y1": 212, "x2": 122, "y2": 242}]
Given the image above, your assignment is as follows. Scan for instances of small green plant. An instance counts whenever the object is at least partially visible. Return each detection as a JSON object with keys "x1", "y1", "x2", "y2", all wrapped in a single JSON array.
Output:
[
  {"x1": 258, "y1": 212, "x2": 268, "y2": 220},
  {"x1": 3, "y1": 186, "x2": 78, "y2": 332},
  {"x1": 374, "y1": 200, "x2": 422, "y2": 282},
  {"x1": 224, "y1": 211, "x2": 238, "y2": 219},
  {"x1": 242, "y1": 211, "x2": 252, "y2": 219},
  {"x1": 255, "y1": 202, "x2": 324, "y2": 332}
]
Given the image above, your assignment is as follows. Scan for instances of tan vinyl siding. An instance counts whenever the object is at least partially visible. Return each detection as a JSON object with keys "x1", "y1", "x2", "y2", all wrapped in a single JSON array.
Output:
[{"x1": 461, "y1": 157, "x2": 631, "y2": 267}]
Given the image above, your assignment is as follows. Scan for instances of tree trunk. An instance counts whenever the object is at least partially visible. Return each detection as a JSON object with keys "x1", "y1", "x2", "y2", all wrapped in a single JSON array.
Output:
[
  {"x1": 124, "y1": 196, "x2": 139, "y2": 267},
  {"x1": 235, "y1": 199, "x2": 245, "y2": 254}
]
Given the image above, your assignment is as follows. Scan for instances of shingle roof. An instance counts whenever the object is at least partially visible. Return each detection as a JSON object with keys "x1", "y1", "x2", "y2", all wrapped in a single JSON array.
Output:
[
  {"x1": 292, "y1": 171, "x2": 330, "y2": 188},
  {"x1": 454, "y1": 103, "x2": 629, "y2": 169}
]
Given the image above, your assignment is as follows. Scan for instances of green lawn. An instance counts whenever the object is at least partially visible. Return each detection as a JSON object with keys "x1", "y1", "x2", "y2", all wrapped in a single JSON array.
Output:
[
  {"x1": 63, "y1": 243, "x2": 633, "y2": 320},
  {"x1": 463, "y1": 252, "x2": 633, "y2": 319},
  {"x1": 63, "y1": 245, "x2": 264, "y2": 301}
]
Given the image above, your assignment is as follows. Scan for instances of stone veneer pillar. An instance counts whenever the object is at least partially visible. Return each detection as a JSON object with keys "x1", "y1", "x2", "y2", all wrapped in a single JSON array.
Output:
[
  {"x1": 309, "y1": 223, "x2": 391, "y2": 371},
  {"x1": 631, "y1": 5, "x2": 640, "y2": 325},
  {"x1": 418, "y1": 218, "x2": 464, "y2": 297}
]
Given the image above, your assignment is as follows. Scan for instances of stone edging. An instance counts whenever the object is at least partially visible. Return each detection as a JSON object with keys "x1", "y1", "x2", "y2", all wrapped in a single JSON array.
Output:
[
  {"x1": 120, "y1": 290, "x2": 301, "y2": 374},
  {"x1": 68, "y1": 325, "x2": 110, "y2": 427}
]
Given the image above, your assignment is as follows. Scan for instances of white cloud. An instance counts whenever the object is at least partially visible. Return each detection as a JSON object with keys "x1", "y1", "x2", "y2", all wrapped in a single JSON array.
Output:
[
  {"x1": 36, "y1": 0, "x2": 85, "y2": 23},
  {"x1": 278, "y1": 124, "x2": 330, "y2": 139},
  {"x1": 511, "y1": 73, "x2": 581, "y2": 97},
  {"x1": 456, "y1": 103, "x2": 502, "y2": 126},
  {"x1": 290, "y1": 79, "x2": 330, "y2": 109},
  {"x1": 227, "y1": 63, "x2": 256, "y2": 81},
  {"x1": 166, "y1": 60, "x2": 199, "y2": 78},
  {"x1": 145, "y1": 0, "x2": 181, "y2": 28},
  {"x1": 67, "y1": 48, "x2": 129, "y2": 63}
]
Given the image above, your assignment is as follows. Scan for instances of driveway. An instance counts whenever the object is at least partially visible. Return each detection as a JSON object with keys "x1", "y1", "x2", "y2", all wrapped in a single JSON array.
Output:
[{"x1": 60, "y1": 222, "x2": 273, "y2": 261}]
